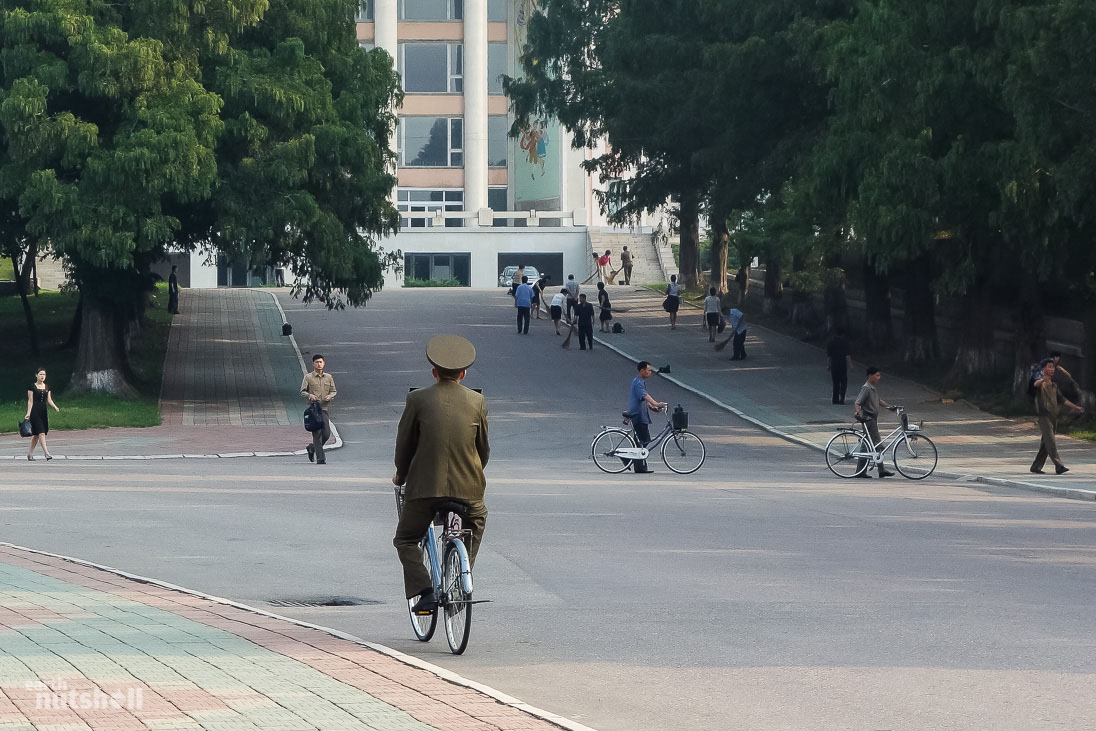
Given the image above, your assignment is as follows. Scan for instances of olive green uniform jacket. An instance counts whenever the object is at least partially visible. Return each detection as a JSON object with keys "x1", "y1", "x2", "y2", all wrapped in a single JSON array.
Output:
[{"x1": 394, "y1": 379, "x2": 490, "y2": 500}]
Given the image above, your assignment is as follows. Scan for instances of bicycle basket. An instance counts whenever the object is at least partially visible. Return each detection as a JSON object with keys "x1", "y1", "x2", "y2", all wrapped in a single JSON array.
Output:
[{"x1": 672, "y1": 405, "x2": 689, "y2": 431}]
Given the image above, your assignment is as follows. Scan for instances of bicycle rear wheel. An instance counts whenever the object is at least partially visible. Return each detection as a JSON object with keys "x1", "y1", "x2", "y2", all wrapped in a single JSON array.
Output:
[
  {"x1": 826, "y1": 431, "x2": 869, "y2": 478},
  {"x1": 407, "y1": 538, "x2": 437, "y2": 641},
  {"x1": 591, "y1": 429, "x2": 635, "y2": 473},
  {"x1": 893, "y1": 434, "x2": 938, "y2": 479},
  {"x1": 661, "y1": 430, "x2": 706, "y2": 474},
  {"x1": 442, "y1": 542, "x2": 472, "y2": 655}
]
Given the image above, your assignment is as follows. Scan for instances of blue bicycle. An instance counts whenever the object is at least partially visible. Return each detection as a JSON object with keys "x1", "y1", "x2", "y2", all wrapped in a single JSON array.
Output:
[{"x1": 394, "y1": 485, "x2": 475, "y2": 654}]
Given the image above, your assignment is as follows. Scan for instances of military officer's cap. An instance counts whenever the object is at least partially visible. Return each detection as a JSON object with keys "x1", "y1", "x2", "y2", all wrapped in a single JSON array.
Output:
[{"x1": 426, "y1": 335, "x2": 476, "y2": 371}]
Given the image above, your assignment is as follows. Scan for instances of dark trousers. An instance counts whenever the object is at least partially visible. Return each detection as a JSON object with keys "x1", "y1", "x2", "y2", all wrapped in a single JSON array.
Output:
[
  {"x1": 856, "y1": 417, "x2": 886, "y2": 476},
  {"x1": 168, "y1": 290, "x2": 179, "y2": 315},
  {"x1": 1031, "y1": 413, "x2": 1064, "y2": 471},
  {"x1": 623, "y1": 264, "x2": 633, "y2": 284},
  {"x1": 731, "y1": 330, "x2": 747, "y2": 360},
  {"x1": 631, "y1": 418, "x2": 651, "y2": 472},
  {"x1": 312, "y1": 409, "x2": 331, "y2": 462},
  {"x1": 394, "y1": 497, "x2": 487, "y2": 599},
  {"x1": 566, "y1": 297, "x2": 577, "y2": 321},
  {"x1": 516, "y1": 306, "x2": 530, "y2": 334},
  {"x1": 831, "y1": 366, "x2": 847, "y2": 404},
  {"x1": 578, "y1": 322, "x2": 593, "y2": 349}
]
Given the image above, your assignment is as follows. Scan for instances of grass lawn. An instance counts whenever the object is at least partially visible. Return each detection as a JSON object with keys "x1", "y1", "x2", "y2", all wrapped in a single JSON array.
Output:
[{"x1": 0, "y1": 285, "x2": 172, "y2": 433}]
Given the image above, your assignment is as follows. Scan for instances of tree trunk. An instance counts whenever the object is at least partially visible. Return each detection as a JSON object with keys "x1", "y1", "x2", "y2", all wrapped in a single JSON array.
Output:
[
  {"x1": 734, "y1": 254, "x2": 750, "y2": 306},
  {"x1": 823, "y1": 252, "x2": 848, "y2": 334},
  {"x1": 902, "y1": 254, "x2": 937, "y2": 362},
  {"x1": 677, "y1": 191, "x2": 701, "y2": 289},
  {"x1": 11, "y1": 254, "x2": 40, "y2": 357},
  {"x1": 762, "y1": 256, "x2": 782, "y2": 314},
  {"x1": 789, "y1": 254, "x2": 813, "y2": 324},
  {"x1": 862, "y1": 261, "x2": 892, "y2": 349},
  {"x1": 709, "y1": 217, "x2": 729, "y2": 294},
  {"x1": 65, "y1": 294, "x2": 83, "y2": 349},
  {"x1": 70, "y1": 296, "x2": 137, "y2": 397},
  {"x1": 951, "y1": 280, "x2": 997, "y2": 378}
]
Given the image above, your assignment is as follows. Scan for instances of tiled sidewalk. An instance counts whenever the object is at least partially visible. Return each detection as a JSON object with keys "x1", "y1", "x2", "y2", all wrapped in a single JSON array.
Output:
[{"x1": 0, "y1": 545, "x2": 573, "y2": 731}]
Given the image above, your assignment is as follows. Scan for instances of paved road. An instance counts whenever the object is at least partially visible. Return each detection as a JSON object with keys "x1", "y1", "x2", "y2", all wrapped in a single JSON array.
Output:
[{"x1": 0, "y1": 288, "x2": 1094, "y2": 730}]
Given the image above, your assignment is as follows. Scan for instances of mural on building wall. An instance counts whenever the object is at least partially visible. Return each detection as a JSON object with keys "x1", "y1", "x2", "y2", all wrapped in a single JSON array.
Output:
[{"x1": 512, "y1": 0, "x2": 560, "y2": 208}]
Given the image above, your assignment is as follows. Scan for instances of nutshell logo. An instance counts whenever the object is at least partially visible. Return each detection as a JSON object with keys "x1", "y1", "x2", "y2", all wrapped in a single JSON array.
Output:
[{"x1": 26, "y1": 678, "x2": 143, "y2": 710}]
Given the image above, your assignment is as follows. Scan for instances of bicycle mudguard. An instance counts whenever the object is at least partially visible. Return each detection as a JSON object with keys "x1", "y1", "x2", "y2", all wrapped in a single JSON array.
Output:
[{"x1": 448, "y1": 540, "x2": 474, "y2": 595}]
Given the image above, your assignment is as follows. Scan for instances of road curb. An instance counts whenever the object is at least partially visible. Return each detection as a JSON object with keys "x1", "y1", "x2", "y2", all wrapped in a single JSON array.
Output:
[
  {"x1": 0, "y1": 542, "x2": 597, "y2": 731},
  {"x1": 591, "y1": 332, "x2": 1096, "y2": 502}
]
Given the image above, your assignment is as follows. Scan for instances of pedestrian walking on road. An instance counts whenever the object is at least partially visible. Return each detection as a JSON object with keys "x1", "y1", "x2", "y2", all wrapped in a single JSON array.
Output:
[
  {"x1": 167, "y1": 265, "x2": 180, "y2": 315},
  {"x1": 597, "y1": 282, "x2": 613, "y2": 332},
  {"x1": 531, "y1": 276, "x2": 547, "y2": 319},
  {"x1": 727, "y1": 308, "x2": 748, "y2": 360},
  {"x1": 621, "y1": 246, "x2": 634, "y2": 285},
  {"x1": 24, "y1": 368, "x2": 60, "y2": 461},
  {"x1": 664, "y1": 275, "x2": 681, "y2": 329},
  {"x1": 550, "y1": 289, "x2": 566, "y2": 334},
  {"x1": 1030, "y1": 358, "x2": 1084, "y2": 475},
  {"x1": 626, "y1": 361, "x2": 668, "y2": 474},
  {"x1": 392, "y1": 335, "x2": 489, "y2": 614},
  {"x1": 509, "y1": 265, "x2": 526, "y2": 296},
  {"x1": 576, "y1": 294, "x2": 595, "y2": 350},
  {"x1": 301, "y1": 354, "x2": 336, "y2": 464},
  {"x1": 565, "y1": 274, "x2": 580, "y2": 322},
  {"x1": 704, "y1": 287, "x2": 722, "y2": 343},
  {"x1": 514, "y1": 276, "x2": 533, "y2": 334},
  {"x1": 853, "y1": 366, "x2": 895, "y2": 478},
  {"x1": 827, "y1": 328, "x2": 853, "y2": 404}
]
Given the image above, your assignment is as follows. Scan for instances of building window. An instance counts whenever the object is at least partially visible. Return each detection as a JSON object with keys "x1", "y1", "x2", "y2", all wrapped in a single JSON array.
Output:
[
  {"x1": 359, "y1": 40, "x2": 375, "y2": 51},
  {"x1": 488, "y1": 0, "x2": 506, "y2": 22},
  {"x1": 487, "y1": 42, "x2": 507, "y2": 94},
  {"x1": 488, "y1": 186, "x2": 508, "y2": 227},
  {"x1": 401, "y1": 117, "x2": 463, "y2": 166},
  {"x1": 404, "y1": 253, "x2": 471, "y2": 285},
  {"x1": 488, "y1": 115, "x2": 508, "y2": 167},
  {"x1": 400, "y1": 0, "x2": 462, "y2": 21},
  {"x1": 400, "y1": 43, "x2": 462, "y2": 93},
  {"x1": 607, "y1": 179, "x2": 627, "y2": 217},
  {"x1": 398, "y1": 189, "x2": 465, "y2": 228},
  {"x1": 356, "y1": 0, "x2": 374, "y2": 21}
]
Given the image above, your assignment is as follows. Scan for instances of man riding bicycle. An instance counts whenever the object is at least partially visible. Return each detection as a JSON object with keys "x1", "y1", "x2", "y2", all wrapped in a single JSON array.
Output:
[
  {"x1": 627, "y1": 360, "x2": 668, "y2": 474},
  {"x1": 392, "y1": 335, "x2": 490, "y2": 613}
]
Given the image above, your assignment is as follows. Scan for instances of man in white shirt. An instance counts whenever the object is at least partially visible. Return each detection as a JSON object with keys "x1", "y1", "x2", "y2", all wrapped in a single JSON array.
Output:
[
  {"x1": 564, "y1": 274, "x2": 580, "y2": 322},
  {"x1": 703, "y1": 287, "x2": 722, "y2": 343},
  {"x1": 550, "y1": 288, "x2": 567, "y2": 335}
]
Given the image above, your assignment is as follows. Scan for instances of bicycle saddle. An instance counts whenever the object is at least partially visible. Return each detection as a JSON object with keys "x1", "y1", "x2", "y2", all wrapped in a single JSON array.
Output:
[
  {"x1": 432, "y1": 499, "x2": 472, "y2": 520},
  {"x1": 622, "y1": 412, "x2": 636, "y2": 419}
]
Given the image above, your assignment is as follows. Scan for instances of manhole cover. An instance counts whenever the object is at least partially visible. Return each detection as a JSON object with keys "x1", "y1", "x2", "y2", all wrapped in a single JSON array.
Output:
[{"x1": 267, "y1": 597, "x2": 380, "y2": 608}]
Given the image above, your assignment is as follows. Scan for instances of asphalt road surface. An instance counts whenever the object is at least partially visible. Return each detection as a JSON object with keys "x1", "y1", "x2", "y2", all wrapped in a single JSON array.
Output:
[{"x1": 2, "y1": 288, "x2": 1095, "y2": 730}]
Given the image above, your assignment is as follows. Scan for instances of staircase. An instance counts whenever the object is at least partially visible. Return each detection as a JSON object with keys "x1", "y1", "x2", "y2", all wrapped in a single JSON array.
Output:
[{"x1": 588, "y1": 228, "x2": 676, "y2": 284}]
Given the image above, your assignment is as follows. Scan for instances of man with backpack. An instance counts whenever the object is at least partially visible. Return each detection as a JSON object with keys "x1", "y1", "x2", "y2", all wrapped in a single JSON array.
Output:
[{"x1": 1030, "y1": 358, "x2": 1084, "y2": 475}]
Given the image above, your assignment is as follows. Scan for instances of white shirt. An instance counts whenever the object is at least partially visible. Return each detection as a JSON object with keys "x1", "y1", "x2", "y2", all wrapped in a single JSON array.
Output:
[
  {"x1": 667, "y1": 283, "x2": 680, "y2": 296},
  {"x1": 551, "y1": 293, "x2": 566, "y2": 308},
  {"x1": 565, "y1": 280, "x2": 580, "y2": 297},
  {"x1": 704, "y1": 295, "x2": 721, "y2": 314}
]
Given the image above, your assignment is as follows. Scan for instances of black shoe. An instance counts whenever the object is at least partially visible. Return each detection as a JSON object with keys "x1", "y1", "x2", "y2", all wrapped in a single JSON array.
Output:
[
  {"x1": 879, "y1": 470, "x2": 895, "y2": 478},
  {"x1": 316, "y1": 459, "x2": 326, "y2": 465},
  {"x1": 634, "y1": 468, "x2": 655, "y2": 474},
  {"x1": 411, "y1": 590, "x2": 437, "y2": 614},
  {"x1": 306, "y1": 444, "x2": 315, "y2": 462},
  {"x1": 1055, "y1": 465, "x2": 1069, "y2": 475},
  {"x1": 1030, "y1": 467, "x2": 1045, "y2": 474},
  {"x1": 45, "y1": 455, "x2": 52, "y2": 461},
  {"x1": 855, "y1": 472, "x2": 872, "y2": 478}
]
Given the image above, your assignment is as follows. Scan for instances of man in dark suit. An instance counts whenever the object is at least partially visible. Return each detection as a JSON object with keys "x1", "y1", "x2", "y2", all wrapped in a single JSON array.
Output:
[{"x1": 393, "y1": 335, "x2": 490, "y2": 613}]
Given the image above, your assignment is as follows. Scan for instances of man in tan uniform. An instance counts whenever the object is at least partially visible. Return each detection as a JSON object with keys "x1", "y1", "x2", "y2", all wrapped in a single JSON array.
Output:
[
  {"x1": 1031, "y1": 358, "x2": 1084, "y2": 475},
  {"x1": 393, "y1": 335, "x2": 489, "y2": 613},
  {"x1": 300, "y1": 354, "x2": 336, "y2": 464}
]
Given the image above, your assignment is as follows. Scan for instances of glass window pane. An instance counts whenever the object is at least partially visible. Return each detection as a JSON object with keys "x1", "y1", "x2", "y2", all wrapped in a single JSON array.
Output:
[
  {"x1": 487, "y1": 43, "x2": 507, "y2": 94},
  {"x1": 402, "y1": 0, "x2": 448, "y2": 21},
  {"x1": 402, "y1": 44, "x2": 448, "y2": 92},
  {"x1": 450, "y1": 118, "x2": 463, "y2": 150},
  {"x1": 451, "y1": 0, "x2": 463, "y2": 20},
  {"x1": 488, "y1": 187, "x2": 507, "y2": 210},
  {"x1": 356, "y1": 0, "x2": 374, "y2": 21},
  {"x1": 488, "y1": 116, "x2": 508, "y2": 167},
  {"x1": 488, "y1": 0, "x2": 506, "y2": 22},
  {"x1": 403, "y1": 117, "x2": 450, "y2": 166}
]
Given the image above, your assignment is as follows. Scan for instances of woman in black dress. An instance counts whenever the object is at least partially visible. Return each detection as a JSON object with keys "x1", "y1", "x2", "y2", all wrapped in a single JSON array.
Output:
[
  {"x1": 24, "y1": 368, "x2": 60, "y2": 461},
  {"x1": 596, "y1": 281, "x2": 613, "y2": 332}
]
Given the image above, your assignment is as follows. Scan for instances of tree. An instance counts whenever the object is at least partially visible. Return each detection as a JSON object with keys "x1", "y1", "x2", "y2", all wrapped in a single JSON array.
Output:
[{"x1": 0, "y1": 0, "x2": 401, "y2": 395}]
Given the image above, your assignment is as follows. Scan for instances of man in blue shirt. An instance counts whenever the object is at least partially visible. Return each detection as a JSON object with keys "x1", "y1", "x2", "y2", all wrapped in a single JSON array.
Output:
[
  {"x1": 514, "y1": 276, "x2": 533, "y2": 334},
  {"x1": 727, "y1": 308, "x2": 748, "y2": 360},
  {"x1": 628, "y1": 360, "x2": 667, "y2": 473}
]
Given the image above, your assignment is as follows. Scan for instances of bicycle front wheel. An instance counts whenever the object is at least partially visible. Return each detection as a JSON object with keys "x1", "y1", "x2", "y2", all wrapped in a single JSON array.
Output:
[
  {"x1": 442, "y1": 542, "x2": 472, "y2": 655},
  {"x1": 893, "y1": 434, "x2": 938, "y2": 479},
  {"x1": 826, "y1": 431, "x2": 869, "y2": 478},
  {"x1": 661, "y1": 431, "x2": 706, "y2": 474},
  {"x1": 591, "y1": 429, "x2": 636, "y2": 473},
  {"x1": 407, "y1": 538, "x2": 437, "y2": 641}
]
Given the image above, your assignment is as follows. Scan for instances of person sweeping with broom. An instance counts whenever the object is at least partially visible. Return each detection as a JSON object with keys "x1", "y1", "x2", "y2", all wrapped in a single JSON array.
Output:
[{"x1": 714, "y1": 307, "x2": 748, "y2": 360}]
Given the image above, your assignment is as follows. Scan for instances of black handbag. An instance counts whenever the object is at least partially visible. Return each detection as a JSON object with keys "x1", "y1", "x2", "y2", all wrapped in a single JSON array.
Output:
[
  {"x1": 303, "y1": 402, "x2": 325, "y2": 432},
  {"x1": 18, "y1": 419, "x2": 33, "y2": 438}
]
